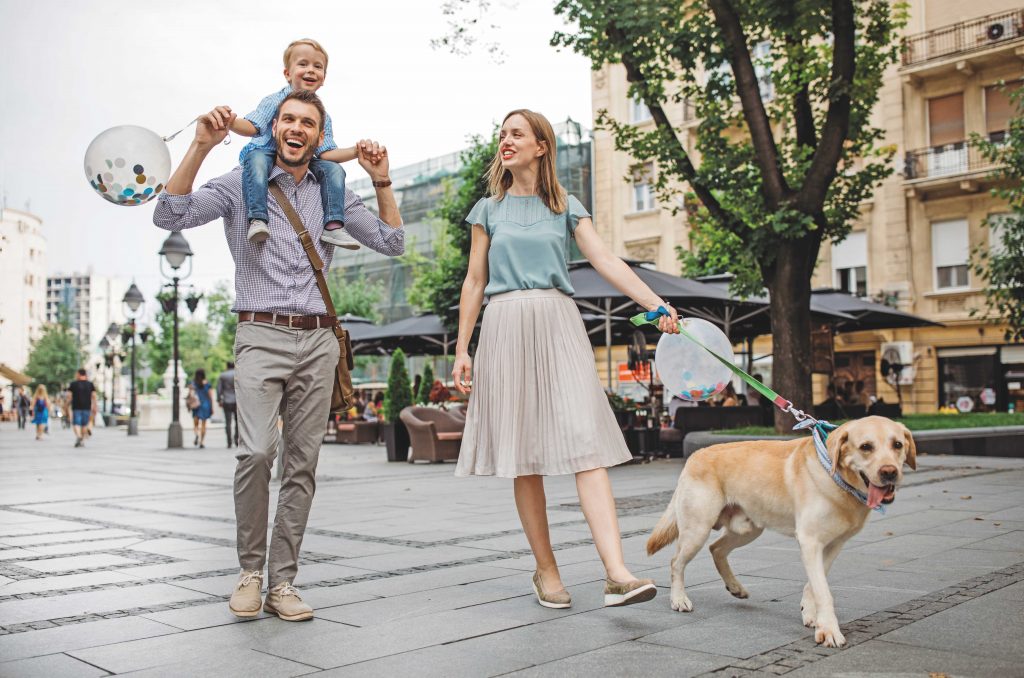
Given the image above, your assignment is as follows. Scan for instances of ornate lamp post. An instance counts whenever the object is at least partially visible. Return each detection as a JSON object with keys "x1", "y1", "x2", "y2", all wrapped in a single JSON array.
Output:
[
  {"x1": 159, "y1": 231, "x2": 193, "y2": 449},
  {"x1": 122, "y1": 283, "x2": 145, "y2": 436}
]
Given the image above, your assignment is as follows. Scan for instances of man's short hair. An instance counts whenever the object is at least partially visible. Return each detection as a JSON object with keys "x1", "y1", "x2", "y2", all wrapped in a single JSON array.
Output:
[
  {"x1": 277, "y1": 89, "x2": 326, "y2": 133},
  {"x1": 283, "y1": 39, "x2": 328, "y2": 69},
  {"x1": 77, "y1": 368, "x2": 87, "y2": 377}
]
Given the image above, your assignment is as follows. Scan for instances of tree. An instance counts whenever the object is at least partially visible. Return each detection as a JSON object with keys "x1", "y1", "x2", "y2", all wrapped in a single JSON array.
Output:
[
  {"x1": 25, "y1": 310, "x2": 85, "y2": 393},
  {"x1": 416, "y1": 363, "x2": 435, "y2": 404},
  {"x1": 383, "y1": 348, "x2": 414, "y2": 421},
  {"x1": 546, "y1": 0, "x2": 902, "y2": 429},
  {"x1": 971, "y1": 85, "x2": 1024, "y2": 342},
  {"x1": 205, "y1": 281, "x2": 237, "y2": 368},
  {"x1": 405, "y1": 131, "x2": 498, "y2": 330},
  {"x1": 326, "y1": 268, "x2": 384, "y2": 322}
]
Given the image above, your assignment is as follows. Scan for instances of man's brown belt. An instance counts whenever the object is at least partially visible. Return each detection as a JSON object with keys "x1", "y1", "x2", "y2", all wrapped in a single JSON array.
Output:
[{"x1": 237, "y1": 312, "x2": 335, "y2": 330}]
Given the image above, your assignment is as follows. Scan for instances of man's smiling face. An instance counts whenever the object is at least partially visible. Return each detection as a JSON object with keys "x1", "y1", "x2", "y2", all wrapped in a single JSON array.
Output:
[{"x1": 272, "y1": 99, "x2": 324, "y2": 168}]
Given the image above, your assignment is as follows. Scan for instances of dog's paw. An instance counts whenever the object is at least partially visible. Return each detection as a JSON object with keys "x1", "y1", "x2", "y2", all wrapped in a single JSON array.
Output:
[
  {"x1": 725, "y1": 582, "x2": 749, "y2": 599},
  {"x1": 801, "y1": 605, "x2": 816, "y2": 627},
  {"x1": 814, "y1": 625, "x2": 846, "y2": 648},
  {"x1": 670, "y1": 595, "x2": 693, "y2": 612}
]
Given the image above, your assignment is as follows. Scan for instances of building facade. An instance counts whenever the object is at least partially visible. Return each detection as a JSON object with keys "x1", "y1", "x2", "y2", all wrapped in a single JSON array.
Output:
[
  {"x1": 0, "y1": 208, "x2": 47, "y2": 373},
  {"x1": 45, "y1": 272, "x2": 128, "y2": 362},
  {"x1": 590, "y1": 0, "x2": 1024, "y2": 412}
]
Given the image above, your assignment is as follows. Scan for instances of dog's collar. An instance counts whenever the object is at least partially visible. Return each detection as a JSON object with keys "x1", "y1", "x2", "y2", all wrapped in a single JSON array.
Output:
[{"x1": 794, "y1": 420, "x2": 885, "y2": 514}]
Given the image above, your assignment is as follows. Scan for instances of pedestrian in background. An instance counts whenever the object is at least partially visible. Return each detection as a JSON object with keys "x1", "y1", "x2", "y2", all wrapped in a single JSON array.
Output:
[
  {"x1": 218, "y1": 362, "x2": 239, "y2": 448},
  {"x1": 68, "y1": 369, "x2": 97, "y2": 448},
  {"x1": 30, "y1": 385, "x2": 50, "y2": 441},
  {"x1": 16, "y1": 387, "x2": 30, "y2": 429},
  {"x1": 190, "y1": 369, "x2": 214, "y2": 448}
]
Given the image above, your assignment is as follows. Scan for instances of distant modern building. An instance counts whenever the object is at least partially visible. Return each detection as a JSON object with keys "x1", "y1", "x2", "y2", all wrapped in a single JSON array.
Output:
[
  {"x1": 45, "y1": 272, "x2": 128, "y2": 366},
  {"x1": 0, "y1": 208, "x2": 47, "y2": 373},
  {"x1": 337, "y1": 119, "x2": 594, "y2": 323}
]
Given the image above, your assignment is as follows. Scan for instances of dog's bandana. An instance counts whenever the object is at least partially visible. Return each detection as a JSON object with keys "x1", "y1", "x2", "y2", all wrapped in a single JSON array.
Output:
[{"x1": 794, "y1": 419, "x2": 885, "y2": 515}]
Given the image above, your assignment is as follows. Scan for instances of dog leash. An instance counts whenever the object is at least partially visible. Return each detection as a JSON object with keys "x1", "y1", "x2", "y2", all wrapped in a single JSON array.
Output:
[{"x1": 631, "y1": 307, "x2": 883, "y2": 513}]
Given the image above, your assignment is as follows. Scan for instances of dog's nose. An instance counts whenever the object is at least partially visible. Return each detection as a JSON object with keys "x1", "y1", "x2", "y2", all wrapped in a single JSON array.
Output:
[{"x1": 878, "y1": 465, "x2": 899, "y2": 484}]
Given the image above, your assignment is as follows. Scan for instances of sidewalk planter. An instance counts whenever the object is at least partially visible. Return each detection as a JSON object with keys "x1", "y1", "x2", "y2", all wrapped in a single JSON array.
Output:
[{"x1": 381, "y1": 421, "x2": 410, "y2": 462}]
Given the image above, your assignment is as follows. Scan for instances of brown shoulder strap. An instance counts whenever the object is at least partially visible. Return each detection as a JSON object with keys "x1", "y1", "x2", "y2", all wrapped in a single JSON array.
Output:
[{"x1": 268, "y1": 182, "x2": 338, "y2": 319}]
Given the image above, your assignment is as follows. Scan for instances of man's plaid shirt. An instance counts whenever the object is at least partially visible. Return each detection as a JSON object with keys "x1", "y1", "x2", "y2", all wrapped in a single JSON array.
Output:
[{"x1": 154, "y1": 165, "x2": 404, "y2": 315}]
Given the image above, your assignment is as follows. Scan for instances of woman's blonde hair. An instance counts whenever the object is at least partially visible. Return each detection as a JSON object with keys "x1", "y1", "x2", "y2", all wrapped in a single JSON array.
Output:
[
  {"x1": 486, "y1": 109, "x2": 567, "y2": 213},
  {"x1": 33, "y1": 384, "x2": 48, "y2": 400}
]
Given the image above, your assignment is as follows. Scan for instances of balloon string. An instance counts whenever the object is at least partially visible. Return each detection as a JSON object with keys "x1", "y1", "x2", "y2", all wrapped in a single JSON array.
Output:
[{"x1": 162, "y1": 118, "x2": 231, "y2": 145}]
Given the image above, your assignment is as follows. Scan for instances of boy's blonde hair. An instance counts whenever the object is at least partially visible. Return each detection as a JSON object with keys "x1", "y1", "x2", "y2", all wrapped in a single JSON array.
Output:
[
  {"x1": 283, "y1": 39, "x2": 328, "y2": 69},
  {"x1": 487, "y1": 109, "x2": 567, "y2": 213}
]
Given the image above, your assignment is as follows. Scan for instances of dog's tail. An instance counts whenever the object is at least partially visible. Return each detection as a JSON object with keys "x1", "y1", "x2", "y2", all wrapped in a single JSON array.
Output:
[{"x1": 646, "y1": 502, "x2": 679, "y2": 555}]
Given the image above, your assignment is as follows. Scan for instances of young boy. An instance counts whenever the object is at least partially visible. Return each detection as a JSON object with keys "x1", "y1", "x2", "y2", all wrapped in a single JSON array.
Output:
[{"x1": 229, "y1": 38, "x2": 360, "y2": 249}]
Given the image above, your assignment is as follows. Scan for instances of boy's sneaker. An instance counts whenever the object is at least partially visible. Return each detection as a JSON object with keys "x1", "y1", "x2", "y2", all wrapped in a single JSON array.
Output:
[
  {"x1": 247, "y1": 220, "x2": 270, "y2": 244},
  {"x1": 320, "y1": 227, "x2": 360, "y2": 250}
]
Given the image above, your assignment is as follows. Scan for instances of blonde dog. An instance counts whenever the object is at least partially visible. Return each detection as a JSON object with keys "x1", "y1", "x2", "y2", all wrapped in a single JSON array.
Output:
[{"x1": 647, "y1": 416, "x2": 916, "y2": 647}]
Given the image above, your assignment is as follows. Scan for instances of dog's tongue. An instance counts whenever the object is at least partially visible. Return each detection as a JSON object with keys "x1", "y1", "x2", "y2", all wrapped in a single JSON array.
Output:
[{"x1": 866, "y1": 484, "x2": 886, "y2": 509}]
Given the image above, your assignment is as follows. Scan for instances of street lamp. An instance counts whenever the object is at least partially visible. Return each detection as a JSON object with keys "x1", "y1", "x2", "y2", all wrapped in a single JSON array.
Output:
[
  {"x1": 98, "y1": 336, "x2": 111, "y2": 415},
  {"x1": 105, "y1": 322, "x2": 121, "y2": 416},
  {"x1": 159, "y1": 231, "x2": 193, "y2": 449},
  {"x1": 122, "y1": 283, "x2": 145, "y2": 436}
]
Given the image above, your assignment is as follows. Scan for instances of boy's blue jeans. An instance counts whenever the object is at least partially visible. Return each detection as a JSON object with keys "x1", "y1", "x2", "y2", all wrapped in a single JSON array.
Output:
[{"x1": 241, "y1": 148, "x2": 346, "y2": 227}]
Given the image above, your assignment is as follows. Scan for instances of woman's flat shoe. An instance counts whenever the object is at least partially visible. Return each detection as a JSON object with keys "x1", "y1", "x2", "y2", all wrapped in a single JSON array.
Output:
[
  {"x1": 532, "y1": 571, "x2": 571, "y2": 609},
  {"x1": 604, "y1": 578, "x2": 657, "y2": 607}
]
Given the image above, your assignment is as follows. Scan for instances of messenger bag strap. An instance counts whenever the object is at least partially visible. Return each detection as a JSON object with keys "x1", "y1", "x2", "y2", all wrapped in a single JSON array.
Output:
[{"x1": 268, "y1": 182, "x2": 339, "y2": 322}]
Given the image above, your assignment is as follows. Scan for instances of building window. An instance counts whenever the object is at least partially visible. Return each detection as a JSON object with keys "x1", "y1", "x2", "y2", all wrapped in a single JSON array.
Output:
[
  {"x1": 629, "y1": 96, "x2": 652, "y2": 124},
  {"x1": 937, "y1": 347, "x2": 998, "y2": 412},
  {"x1": 985, "y1": 82, "x2": 1022, "y2": 144},
  {"x1": 931, "y1": 218, "x2": 970, "y2": 290},
  {"x1": 632, "y1": 163, "x2": 655, "y2": 212},
  {"x1": 927, "y1": 92, "x2": 966, "y2": 176},
  {"x1": 831, "y1": 231, "x2": 868, "y2": 297},
  {"x1": 989, "y1": 213, "x2": 1011, "y2": 254}
]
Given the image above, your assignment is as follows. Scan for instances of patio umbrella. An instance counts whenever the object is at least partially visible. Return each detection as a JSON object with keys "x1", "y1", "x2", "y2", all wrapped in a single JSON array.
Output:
[
  {"x1": 353, "y1": 313, "x2": 456, "y2": 362},
  {"x1": 337, "y1": 314, "x2": 378, "y2": 343},
  {"x1": 810, "y1": 289, "x2": 942, "y2": 332}
]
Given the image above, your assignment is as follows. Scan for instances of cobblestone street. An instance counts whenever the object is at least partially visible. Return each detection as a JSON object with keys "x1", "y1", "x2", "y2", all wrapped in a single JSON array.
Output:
[{"x1": 0, "y1": 425, "x2": 1022, "y2": 677}]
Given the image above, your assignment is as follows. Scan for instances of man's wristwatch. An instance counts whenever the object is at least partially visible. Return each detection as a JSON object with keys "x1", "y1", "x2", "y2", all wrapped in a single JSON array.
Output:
[{"x1": 372, "y1": 177, "x2": 392, "y2": 188}]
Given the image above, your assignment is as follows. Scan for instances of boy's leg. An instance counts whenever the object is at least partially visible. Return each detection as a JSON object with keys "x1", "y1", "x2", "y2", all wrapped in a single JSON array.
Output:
[
  {"x1": 241, "y1": 149, "x2": 275, "y2": 243},
  {"x1": 310, "y1": 159, "x2": 360, "y2": 250}
]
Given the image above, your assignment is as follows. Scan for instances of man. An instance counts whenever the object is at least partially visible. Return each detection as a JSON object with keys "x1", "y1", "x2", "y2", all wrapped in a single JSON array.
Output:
[
  {"x1": 154, "y1": 89, "x2": 403, "y2": 622},
  {"x1": 218, "y1": 361, "x2": 238, "y2": 448},
  {"x1": 16, "y1": 387, "x2": 30, "y2": 430},
  {"x1": 68, "y1": 369, "x2": 97, "y2": 447}
]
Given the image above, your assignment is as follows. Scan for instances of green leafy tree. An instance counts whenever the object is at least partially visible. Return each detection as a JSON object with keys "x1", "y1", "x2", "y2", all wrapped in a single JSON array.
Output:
[
  {"x1": 383, "y1": 348, "x2": 414, "y2": 421},
  {"x1": 416, "y1": 363, "x2": 435, "y2": 404},
  {"x1": 25, "y1": 310, "x2": 85, "y2": 393},
  {"x1": 205, "y1": 281, "x2": 237, "y2": 368},
  {"x1": 179, "y1": 321, "x2": 215, "y2": 384},
  {"x1": 405, "y1": 131, "x2": 498, "y2": 329},
  {"x1": 327, "y1": 269, "x2": 384, "y2": 322},
  {"x1": 970, "y1": 85, "x2": 1024, "y2": 342},
  {"x1": 547, "y1": 0, "x2": 903, "y2": 429}
]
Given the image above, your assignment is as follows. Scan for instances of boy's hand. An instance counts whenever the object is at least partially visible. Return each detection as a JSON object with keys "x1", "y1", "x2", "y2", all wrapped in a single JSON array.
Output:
[
  {"x1": 196, "y1": 106, "x2": 236, "y2": 147},
  {"x1": 356, "y1": 139, "x2": 389, "y2": 181}
]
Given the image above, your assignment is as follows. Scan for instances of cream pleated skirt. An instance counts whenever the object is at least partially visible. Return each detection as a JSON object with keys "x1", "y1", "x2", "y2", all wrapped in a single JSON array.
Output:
[{"x1": 455, "y1": 288, "x2": 632, "y2": 478}]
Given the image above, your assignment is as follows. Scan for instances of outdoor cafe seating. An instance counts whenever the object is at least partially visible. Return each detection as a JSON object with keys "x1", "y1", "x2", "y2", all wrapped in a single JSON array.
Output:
[
  {"x1": 330, "y1": 419, "x2": 379, "y2": 444},
  {"x1": 400, "y1": 406, "x2": 464, "y2": 463}
]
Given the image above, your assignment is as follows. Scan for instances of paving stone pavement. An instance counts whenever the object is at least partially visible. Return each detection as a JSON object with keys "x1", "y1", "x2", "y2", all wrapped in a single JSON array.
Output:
[{"x1": 0, "y1": 425, "x2": 1022, "y2": 677}]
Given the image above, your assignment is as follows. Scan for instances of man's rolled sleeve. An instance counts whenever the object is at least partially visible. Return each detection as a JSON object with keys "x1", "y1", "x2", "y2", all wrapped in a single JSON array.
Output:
[
  {"x1": 153, "y1": 173, "x2": 237, "y2": 231},
  {"x1": 342, "y1": 190, "x2": 404, "y2": 256}
]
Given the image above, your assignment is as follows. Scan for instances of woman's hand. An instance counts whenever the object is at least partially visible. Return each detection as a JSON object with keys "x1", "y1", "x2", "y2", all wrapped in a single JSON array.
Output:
[
  {"x1": 452, "y1": 352, "x2": 473, "y2": 394},
  {"x1": 649, "y1": 301, "x2": 680, "y2": 334}
]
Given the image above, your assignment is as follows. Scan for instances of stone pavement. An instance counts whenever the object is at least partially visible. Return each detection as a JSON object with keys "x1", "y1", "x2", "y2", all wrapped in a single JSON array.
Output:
[{"x1": 0, "y1": 424, "x2": 1022, "y2": 677}]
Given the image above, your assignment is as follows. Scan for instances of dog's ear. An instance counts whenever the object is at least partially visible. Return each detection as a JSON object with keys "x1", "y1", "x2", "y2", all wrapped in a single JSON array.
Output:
[
  {"x1": 901, "y1": 423, "x2": 917, "y2": 470},
  {"x1": 827, "y1": 427, "x2": 848, "y2": 472}
]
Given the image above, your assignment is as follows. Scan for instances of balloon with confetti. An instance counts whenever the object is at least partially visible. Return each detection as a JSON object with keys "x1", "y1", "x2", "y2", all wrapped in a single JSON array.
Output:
[
  {"x1": 84, "y1": 126, "x2": 170, "y2": 206},
  {"x1": 655, "y1": 318, "x2": 735, "y2": 401}
]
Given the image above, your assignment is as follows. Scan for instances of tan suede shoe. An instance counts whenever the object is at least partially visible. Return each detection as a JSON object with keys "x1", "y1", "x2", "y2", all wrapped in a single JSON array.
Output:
[
  {"x1": 228, "y1": 569, "x2": 264, "y2": 618},
  {"x1": 263, "y1": 582, "x2": 313, "y2": 621},
  {"x1": 531, "y1": 571, "x2": 572, "y2": 609},
  {"x1": 604, "y1": 577, "x2": 657, "y2": 607}
]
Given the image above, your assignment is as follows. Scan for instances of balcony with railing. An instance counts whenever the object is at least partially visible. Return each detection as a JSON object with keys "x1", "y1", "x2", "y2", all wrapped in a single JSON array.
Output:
[
  {"x1": 903, "y1": 135, "x2": 1006, "y2": 192},
  {"x1": 901, "y1": 10, "x2": 1024, "y2": 70}
]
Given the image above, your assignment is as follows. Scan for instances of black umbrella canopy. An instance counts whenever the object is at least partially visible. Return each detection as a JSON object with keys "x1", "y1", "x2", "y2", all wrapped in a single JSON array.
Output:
[
  {"x1": 810, "y1": 289, "x2": 942, "y2": 332},
  {"x1": 353, "y1": 313, "x2": 455, "y2": 356},
  {"x1": 337, "y1": 314, "x2": 378, "y2": 343}
]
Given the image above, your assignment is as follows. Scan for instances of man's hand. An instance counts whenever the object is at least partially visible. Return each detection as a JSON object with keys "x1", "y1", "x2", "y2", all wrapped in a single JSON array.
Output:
[
  {"x1": 356, "y1": 139, "x2": 389, "y2": 181},
  {"x1": 196, "y1": 106, "x2": 236, "y2": 148}
]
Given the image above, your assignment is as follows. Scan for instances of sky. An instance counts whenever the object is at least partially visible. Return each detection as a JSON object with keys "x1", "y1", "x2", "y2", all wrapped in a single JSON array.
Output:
[{"x1": 0, "y1": 0, "x2": 593, "y2": 325}]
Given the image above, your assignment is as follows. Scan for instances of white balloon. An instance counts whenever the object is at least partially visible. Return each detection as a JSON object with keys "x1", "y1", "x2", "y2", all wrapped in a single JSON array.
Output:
[
  {"x1": 84, "y1": 126, "x2": 170, "y2": 206},
  {"x1": 656, "y1": 318, "x2": 735, "y2": 401}
]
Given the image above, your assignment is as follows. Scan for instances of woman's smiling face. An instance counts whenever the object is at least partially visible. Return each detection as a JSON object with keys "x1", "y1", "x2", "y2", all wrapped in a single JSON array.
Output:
[{"x1": 499, "y1": 114, "x2": 546, "y2": 170}]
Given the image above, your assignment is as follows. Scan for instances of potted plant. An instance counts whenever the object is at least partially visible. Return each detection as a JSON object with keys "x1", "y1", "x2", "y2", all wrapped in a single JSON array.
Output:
[{"x1": 382, "y1": 349, "x2": 413, "y2": 461}]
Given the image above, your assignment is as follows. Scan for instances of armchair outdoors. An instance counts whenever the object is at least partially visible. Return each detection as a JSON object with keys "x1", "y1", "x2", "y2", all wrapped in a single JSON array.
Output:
[{"x1": 399, "y1": 406, "x2": 464, "y2": 463}]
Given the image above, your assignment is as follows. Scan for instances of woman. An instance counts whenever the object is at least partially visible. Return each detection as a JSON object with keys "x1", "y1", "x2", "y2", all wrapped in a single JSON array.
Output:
[
  {"x1": 30, "y1": 385, "x2": 50, "y2": 441},
  {"x1": 717, "y1": 383, "x2": 739, "y2": 407},
  {"x1": 363, "y1": 392, "x2": 384, "y2": 422},
  {"x1": 190, "y1": 369, "x2": 214, "y2": 448},
  {"x1": 452, "y1": 109, "x2": 679, "y2": 610}
]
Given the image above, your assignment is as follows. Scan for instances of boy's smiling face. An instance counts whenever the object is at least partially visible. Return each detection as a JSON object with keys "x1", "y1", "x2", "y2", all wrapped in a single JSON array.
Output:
[{"x1": 284, "y1": 44, "x2": 327, "y2": 92}]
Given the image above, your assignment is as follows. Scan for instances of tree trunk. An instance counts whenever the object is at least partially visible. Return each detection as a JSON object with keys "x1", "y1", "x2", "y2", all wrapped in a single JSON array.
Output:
[{"x1": 766, "y1": 241, "x2": 815, "y2": 433}]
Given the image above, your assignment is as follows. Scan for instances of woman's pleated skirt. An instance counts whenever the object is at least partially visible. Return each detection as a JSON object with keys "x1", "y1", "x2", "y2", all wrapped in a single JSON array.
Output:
[{"x1": 455, "y1": 288, "x2": 632, "y2": 478}]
